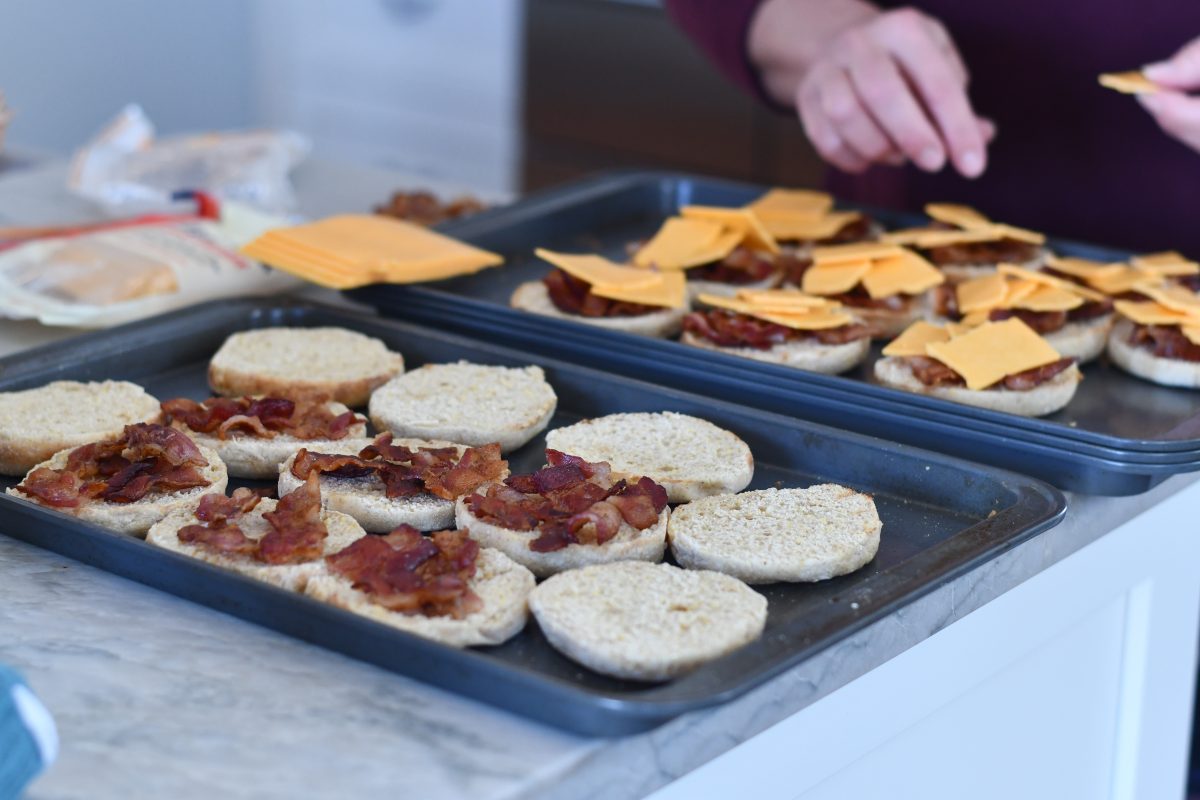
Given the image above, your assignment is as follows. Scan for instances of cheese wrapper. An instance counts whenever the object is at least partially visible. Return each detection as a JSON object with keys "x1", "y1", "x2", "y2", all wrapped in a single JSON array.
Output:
[
  {"x1": 925, "y1": 318, "x2": 1062, "y2": 391},
  {"x1": 881, "y1": 321, "x2": 952, "y2": 357},
  {"x1": 1098, "y1": 71, "x2": 1161, "y2": 95}
]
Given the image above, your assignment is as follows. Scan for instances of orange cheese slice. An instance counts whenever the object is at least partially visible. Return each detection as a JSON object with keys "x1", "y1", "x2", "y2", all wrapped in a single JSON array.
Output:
[
  {"x1": 803, "y1": 260, "x2": 873, "y2": 295},
  {"x1": 1020, "y1": 284, "x2": 1084, "y2": 312},
  {"x1": 748, "y1": 188, "x2": 834, "y2": 218},
  {"x1": 861, "y1": 252, "x2": 944, "y2": 298},
  {"x1": 697, "y1": 292, "x2": 851, "y2": 329},
  {"x1": 961, "y1": 310, "x2": 992, "y2": 327},
  {"x1": 680, "y1": 206, "x2": 779, "y2": 253},
  {"x1": 1134, "y1": 283, "x2": 1200, "y2": 315},
  {"x1": 811, "y1": 241, "x2": 906, "y2": 264},
  {"x1": 733, "y1": 288, "x2": 833, "y2": 310},
  {"x1": 590, "y1": 270, "x2": 687, "y2": 309},
  {"x1": 1184, "y1": 326, "x2": 1200, "y2": 346},
  {"x1": 1046, "y1": 255, "x2": 1126, "y2": 281},
  {"x1": 1098, "y1": 71, "x2": 1160, "y2": 95},
  {"x1": 1113, "y1": 299, "x2": 1196, "y2": 326},
  {"x1": 1131, "y1": 251, "x2": 1200, "y2": 276},
  {"x1": 756, "y1": 210, "x2": 862, "y2": 242},
  {"x1": 880, "y1": 227, "x2": 941, "y2": 246},
  {"x1": 535, "y1": 249, "x2": 660, "y2": 289},
  {"x1": 1002, "y1": 279, "x2": 1040, "y2": 306},
  {"x1": 925, "y1": 203, "x2": 991, "y2": 230},
  {"x1": 1089, "y1": 266, "x2": 1150, "y2": 296},
  {"x1": 881, "y1": 321, "x2": 952, "y2": 357},
  {"x1": 957, "y1": 273, "x2": 1008, "y2": 313},
  {"x1": 925, "y1": 318, "x2": 1062, "y2": 390},
  {"x1": 633, "y1": 217, "x2": 731, "y2": 269},
  {"x1": 997, "y1": 263, "x2": 1107, "y2": 302}
]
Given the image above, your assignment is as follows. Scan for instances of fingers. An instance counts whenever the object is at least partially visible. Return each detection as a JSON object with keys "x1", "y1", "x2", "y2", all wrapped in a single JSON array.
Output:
[
  {"x1": 874, "y1": 8, "x2": 986, "y2": 177},
  {"x1": 1139, "y1": 91, "x2": 1200, "y2": 153},
  {"x1": 797, "y1": 74, "x2": 871, "y2": 173},
  {"x1": 818, "y1": 66, "x2": 905, "y2": 165},
  {"x1": 1143, "y1": 37, "x2": 1200, "y2": 91}
]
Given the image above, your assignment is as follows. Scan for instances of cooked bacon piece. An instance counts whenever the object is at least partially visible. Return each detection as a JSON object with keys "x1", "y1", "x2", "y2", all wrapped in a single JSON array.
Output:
[
  {"x1": 14, "y1": 468, "x2": 82, "y2": 508},
  {"x1": 1179, "y1": 274, "x2": 1200, "y2": 292},
  {"x1": 925, "y1": 238, "x2": 1040, "y2": 266},
  {"x1": 177, "y1": 521, "x2": 259, "y2": 557},
  {"x1": 15, "y1": 424, "x2": 210, "y2": 508},
  {"x1": 689, "y1": 247, "x2": 778, "y2": 285},
  {"x1": 325, "y1": 525, "x2": 482, "y2": 618},
  {"x1": 423, "y1": 443, "x2": 506, "y2": 500},
  {"x1": 162, "y1": 396, "x2": 362, "y2": 441},
  {"x1": 195, "y1": 488, "x2": 263, "y2": 523},
  {"x1": 781, "y1": 254, "x2": 814, "y2": 286},
  {"x1": 819, "y1": 216, "x2": 877, "y2": 245},
  {"x1": 933, "y1": 284, "x2": 959, "y2": 318},
  {"x1": 987, "y1": 308, "x2": 1068, "y2": 335},
  {"x1": 1130, "y1": 324, "x2": 1200, "y2": 362},
  {"x1": 291, "y1": 450, "x2": 377, "y2": 480},
  {"x1": 683, "y1": 309, "x2": 870, "y2": 350},
  {"x1": 1001, "y1": 357, "x2": 1076, "y2": 390},
  {"x1": 1068, "y1": 298, "x2": 1114, "y2": 322},
  {"x1": 259, "y1": 473, "x2": 328, "y2": 565},
  {"x1": 374, "y1": 190, "x2": 485, "y2": 226},
  {"x1": 471, "y1": 451, "x2": 668, "y2": 553},
  {"x1": 543, "y1": 269, "x2": 661, "y2": 318}
]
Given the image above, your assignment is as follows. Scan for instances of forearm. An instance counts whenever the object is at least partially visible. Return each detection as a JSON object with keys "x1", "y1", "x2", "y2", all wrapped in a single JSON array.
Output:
[{"x1": 748, "y1": 0, "x2": 881, "y2": 107}]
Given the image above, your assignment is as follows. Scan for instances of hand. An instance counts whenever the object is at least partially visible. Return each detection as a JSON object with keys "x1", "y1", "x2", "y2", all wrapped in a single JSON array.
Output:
[
  {"x1": 1140, "y1": 38, "x2": 1200, "y2": 154},
  {"x1": 750, "y1": 3, "x2": 993, "y2": 177}
]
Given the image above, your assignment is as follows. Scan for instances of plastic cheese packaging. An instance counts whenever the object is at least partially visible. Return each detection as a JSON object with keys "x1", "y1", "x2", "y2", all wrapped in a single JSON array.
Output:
[{"x1": 0, "y1": 202, "x2": 298, "y2": 328}]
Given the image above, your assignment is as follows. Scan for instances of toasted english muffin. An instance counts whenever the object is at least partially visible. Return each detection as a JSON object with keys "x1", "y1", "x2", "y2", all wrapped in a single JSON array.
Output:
[
  {"x1": 681, "y1": 330, "x2": 870, "y2": 374},
  {"x1": 7, "y1": 443, "x2": 228, "y2": 536},
  {"x1": 369, "y1": 362, "x2": 557, "y2": 453},
  {"x1": 305, "y1": 547, "x2": 535, "y2": 648},
  {"x1": 454, "y1": 492, "x2": 668, "y2": 578},
  {"x1": 147, "y1": 501, "x2": 367, "y2": 591},
  {"x1": 668, "y1": 485, "x2": 881, "y2": 584},
  {"x1": 529, "y1": 561, "x2": 767, "y2": 681},
  {"x1": 208, "y1": 327, "x2": 405, "y2": 407},
  {"x1": 0, "y1": 381, "x2": 161, "y2": 475},
  {"x1": 873, "y1": 356, "x2": 1081, "y2": 416},
  {"x1": 510, "y1": 281, "x2": 687, "y2": 338},
  {"x1": 1043, "y1": 315, "x2": 1114, "y2": 364},
  {"x1": 1107, "y1": 319, "x2": 1200, "y2": 388}
]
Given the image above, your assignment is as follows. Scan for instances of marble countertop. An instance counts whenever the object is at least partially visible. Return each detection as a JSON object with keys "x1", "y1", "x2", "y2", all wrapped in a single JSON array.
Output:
[{"x1": 2, "y1": 158, "x2": 1198, "y2": 799}]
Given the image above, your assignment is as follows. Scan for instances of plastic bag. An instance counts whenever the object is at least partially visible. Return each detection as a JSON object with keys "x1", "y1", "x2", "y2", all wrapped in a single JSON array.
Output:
[
  {"x1": 69, "y1": 105, "x2": 310, "y2": 214},
  {"x1": 0, "y1": 200, "x2": 300, "y2": 328}
]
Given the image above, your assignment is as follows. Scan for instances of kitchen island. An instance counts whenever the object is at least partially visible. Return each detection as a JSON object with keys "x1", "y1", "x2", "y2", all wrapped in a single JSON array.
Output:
[{"x1": 1, "y1": 159, "x2": 1197, "y2": 800}]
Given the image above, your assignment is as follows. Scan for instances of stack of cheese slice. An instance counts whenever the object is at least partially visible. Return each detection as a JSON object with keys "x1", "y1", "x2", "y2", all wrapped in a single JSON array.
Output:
[
  {"x1": 800, "y1": 241, "x2": 944, "y2": 299},
  {"x1": 1047, "y1": 251, "x2": 1199, "y2": 296},
  {"x1": 535, "y1": 248, "x2": 686, "y2": 308},
  {"x1": 954, "y1": 264, "x2": 1107, "y2": 325},
  {"x1": 633, "y1": 206, "x2": 779, "y2": 270},
  {"x1": 745, "y1": 188, "x2": 864, "y2": 242},
  {"x1": 882, "y1": 318, "x2": 1064, "y2": 390},
  {"x1": 1113, "y1": 283, "x2": 1200, "y2": 345},
  {"x1": 883, "y1": 203, "x2": 1046, "y2": 250},
  {"x1": 697, "y1": 288, "x2": 855, "y2": 330},
  {"x1": 241, "y1": 214, "x2": 503, "y2": 289}
]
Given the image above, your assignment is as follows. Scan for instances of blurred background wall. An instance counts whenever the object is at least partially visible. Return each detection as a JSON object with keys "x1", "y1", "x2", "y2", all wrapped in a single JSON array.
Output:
[{"x1": 0, "y1": 0, "x2": 821, "y2": 194}]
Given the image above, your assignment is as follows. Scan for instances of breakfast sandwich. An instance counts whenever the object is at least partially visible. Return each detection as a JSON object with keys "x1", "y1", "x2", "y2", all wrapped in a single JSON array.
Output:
[
  {"x1": 874, "y1": 318, "x2": 1082, "y2": 416},
  {"x1": 1044, "y1": 251, "x2": 1200, "y2": 299},
  {"x1": 1107, "y1": 283, "x2": 1200, "y2": 388},
  {"x1": 884, "y1": 203, "x2": 1050, "y2": 282},
  {"x1": 681, "y1": 289, "x2": 871, "y2": 374},
  {"x1": 510, "y1": 249, "x2": 688, "y2": 337}
]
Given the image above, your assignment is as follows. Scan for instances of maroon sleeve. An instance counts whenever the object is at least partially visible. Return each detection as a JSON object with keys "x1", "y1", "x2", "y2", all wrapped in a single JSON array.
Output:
[{"x1": 663, "y1": 0, "x2": 778, "y2": 106}]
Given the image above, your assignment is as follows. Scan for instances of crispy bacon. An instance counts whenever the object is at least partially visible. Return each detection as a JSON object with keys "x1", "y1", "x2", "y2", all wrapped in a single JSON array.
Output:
[
  {"x1": 1001, "y1": 357, "x2": 1076, "y2": 390},
  {"x1": 987, "y1": 308, "x2": 1068, "y2": 335},
  {"x1": 292, "y1": 435, "x2": 506, "y2": 502},
  {"x1": 543, "y1": 269, "x2": 661, "y2": 318},
  {"x1": 904, "y1": 355, "x2": 1076, "y2": 390},
  {"x1": 177, "y1": 521, "x2": 259, "y2": 556},
  {"x1": 470, "y1": 451, "x2": 669, "y2": 553},
  {"x1": 1129, "y1": 324, "x2": 1200, "y2": 362},
  {"x1": 374, "y1": 190, "x2": 485, "y2": 226},
  {"x1": 259, "y1": 472, "x2": 327, "y2": 565},
  {"x1": 683, "y1": 309, "x2": 870, "y2": 349},
  {"x1": 195, "y1": 488, "x2": 263, "y2": 523},
  {"x1": 689, "y1": 247, "x2": 778, "y2": 285},
  {"x1": 1068, "y1": 298, "x2": 1114, "y2": 322},
  {"x1": 925, "y1": 238, "x2": 1040, "y2": 266},
  {"x1": 325, "y1": 525, "x2": 482, "y2": 618},
  {"x1": 162, "y1": 395, "x2": 362, "y2": 441},
  {"x1": 15, "y1": 424, "x2": 210, "y2": 508}
]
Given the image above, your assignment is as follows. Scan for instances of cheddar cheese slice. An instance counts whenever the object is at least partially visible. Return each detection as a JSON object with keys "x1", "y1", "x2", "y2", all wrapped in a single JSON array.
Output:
[
  {"x1": 748, "y1": 188, "x2": 834, "y2": 218},
  {"x1": 802, "y1": 260, "x2": 873, "y2": 295},
  {"x1": 536, "y1": 249, "x2": 660, "y2": 289},
  {"x1": 997, "y1": 263, "x2": 1108, "y2": 302},
  {"x1": 1131, "y1": 251, "x2": 1200, "y2": 276},
  {"x1": 925, "y1": 203, "x2": 991, "y2": 230},
  {"x1": 957, "y1": 273, "x2": 1008, "y2": 313},
  {"x1": 756, "y1": 211, "x2": 862, "y2": 242},
  {"x1": 1089, "y1": 266, "x2": 1149, "y2": 296},
  {"x1": 1098, "y1": 71, "x2": 1160, "y2": 95},
  {"x1": 881, "y1": 321, "x2": 952, "y2": 357},
  {"x1": 1134, "y1": 283, "x2": 1200, "y2": 315},
  {"x1": 633, "y1": 217, "x2": 730, "y2": 269},
  {"x1": 1185, "y1": 327, "x2": 1200, "y2": 346},
  {"x1": 697, "y1": 292, "x2": 852, "y2": 329},
  {"x1": 734, "y1": 289, "x2": 832, "y2": 310},
  {"x1": 1113, "y1": 300, "x2": 1195, "y2": 326},
  {"x1": 811, "y1": 241, "x2": 906, "y2": 264},
  {"x1": 680, "y1": 206, "x2": 779, "y2": 253},
  {"x1": 925, "y1": 318, "x2": 1062, "y2": 391},
  {"x1": 1020, "y1": 284, "x2": 1084, "y2": 312},
  {"x1": 590, "y1": 270, "x2": 686, "y2": 309},
  {"x1": 861, "y1": 252, "x2": 944, "y2": 298},
  {"x1": 1046, "y1": 255, "x2": 1126, "y2": 281}
]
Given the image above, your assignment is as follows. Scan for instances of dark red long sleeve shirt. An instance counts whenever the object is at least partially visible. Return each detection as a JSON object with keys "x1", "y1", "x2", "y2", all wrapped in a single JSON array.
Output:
[{"x1": 664, "y1": 0, "x2": 1200, "y2": 254}]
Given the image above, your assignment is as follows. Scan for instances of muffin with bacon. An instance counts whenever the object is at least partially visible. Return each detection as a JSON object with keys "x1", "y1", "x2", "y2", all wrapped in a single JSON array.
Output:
[
  {"x1": 933, "y1": 264, "x2": 1115, "y2": 363},
  {"x1": 681, "y1": 289, "x2": 871, "y2": 374},
  {"x1": 456, "y1": 449, "x2": 670, "y2": 578},
  {"x1": 874, "y1": 319, "x2": 1081, "y2": 416},
  {"x1": 305, "y1": 524, "x2": 535, "y2": 648},
  {"x1": 7, "y1": 422, "x2": 228, "y2": 535},
  {"x1": 885, "y1": 203, "x2": 1050, "y2": 282},
  {"x1": 147, "y1": 474, "x2": 367, "y2": 591},
  {"x1": 278, "y1": 433, "x2": 507, "y2": 532},
  {"x1": 1107, "y1": 283, "x2": 1200, "y2": 388},
  {"x1": 161, "y1": 394, "x2": 367, "y2": 479},
  {"x1": 511, "y1": 249, "x2": 689, "y2": 337}
]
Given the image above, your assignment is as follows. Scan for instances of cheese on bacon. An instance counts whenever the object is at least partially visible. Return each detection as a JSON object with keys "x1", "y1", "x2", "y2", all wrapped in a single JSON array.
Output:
[
  {"x1": 748, "y1": 188, "x2": 834, "y2": 218},
  {"x1": 680, "y1": 206, "x2": 779, "y2": 253},
  {"x1": 881, "y1": 321, "x2": 952, "y2": 356},
  {"x1": 925, "y1": 319, "x2": 1063, "y2": 390},
  {"x1": 697, "y1": 291, "x2": 853, "y2": 329},
  {"x1": 535, "y1": 248, "x2": 686, "y2": 308},
  {"x1": 802, "y1": 260, "x2": 873, "y2": 295},
  {"x1": 860, "y1": 252, "x2": 943, "y2": 298},
  {"x1": 633, "y1": 217, "x2": 731, "y2": 269},
  {"x1": 925, "y1": 203, "x2": 991, "y2": 230}
]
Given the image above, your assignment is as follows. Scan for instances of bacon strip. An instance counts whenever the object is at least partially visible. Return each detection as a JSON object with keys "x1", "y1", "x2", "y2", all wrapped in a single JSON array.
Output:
[
  {"x1": 162, "y1": 396, "x2": 363, "y2": 441},
  {"x1": 925, "y1": 238, "x2": 1040, "y2": 266},
  {"x1": 903, "y1": 355, "x2": 1076, "y2": 390},
  {"x1": 467, "y1": 451, "x2": 669, "y2": 553},
  {"x1": 1130, "y1": 324, "x2": 1200, "y2": 362},
  {"x1": 689, "y1": 247, "x2": 778, "y2": 285},
  {"x1": 683, "y1": 309, "x2": 870, "y2": 349},
  {"x1": 325, "y1": 525, "x2": 482, "y2": 618},
  {"x1": 178, "y1": 477, "x2": 329, "y2": 564},
  {"x1": 543, "y1": 269, "x2": 661, "y2": 318}
]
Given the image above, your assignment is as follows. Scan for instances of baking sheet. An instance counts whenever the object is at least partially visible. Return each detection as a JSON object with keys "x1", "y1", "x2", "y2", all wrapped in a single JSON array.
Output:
[{"x1": 0, "y1": 298, "x2": 1065, "y2": 735}]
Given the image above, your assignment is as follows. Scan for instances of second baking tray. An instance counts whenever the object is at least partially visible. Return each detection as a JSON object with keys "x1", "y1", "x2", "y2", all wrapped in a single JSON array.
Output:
[
  {"x1": 0, "y1": 298, "x2": 1064, "y2": 735},
  {"x1": 348, "y1": 171, "x2": 1200, "y2": 457}
]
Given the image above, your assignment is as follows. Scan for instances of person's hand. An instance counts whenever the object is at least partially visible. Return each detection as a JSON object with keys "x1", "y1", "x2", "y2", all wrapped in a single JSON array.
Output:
[
  {"x1": 1140, "y1": 38, "x2": 1200, "y2": 154},
  {"x1": 750, "y1": 2, "x2": 993, "y2": 178}
]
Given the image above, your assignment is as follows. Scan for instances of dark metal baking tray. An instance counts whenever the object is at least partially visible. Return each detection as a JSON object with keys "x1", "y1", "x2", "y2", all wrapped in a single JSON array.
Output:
[
  {"x1": 350, "y1": 170, "x2": 1200, "y2": 457},
  {"x1": 0, "y1": 298, "x2": 1065, "y2": 735}
]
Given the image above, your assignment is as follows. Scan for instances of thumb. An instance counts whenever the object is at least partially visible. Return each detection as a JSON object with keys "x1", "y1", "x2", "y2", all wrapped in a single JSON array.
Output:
[{"x1": 1143, "y1": 37, "x2": 1200, "y2": 90}]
